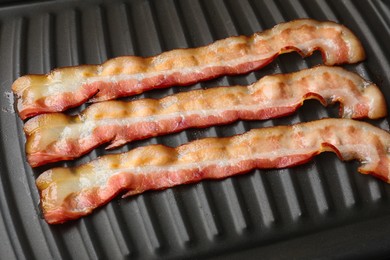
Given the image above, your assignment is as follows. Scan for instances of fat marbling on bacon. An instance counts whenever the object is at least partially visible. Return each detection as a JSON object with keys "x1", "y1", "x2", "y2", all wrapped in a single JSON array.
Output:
[
  {"x1": 13, "y1": 18, "x2": 366, "y2": 119},
  {"x1": 36, "y1": 118, "x2": 390, "y2": 224},
  {"x1": 24, "y1": 66, "x2": 387, "y2": 167}
]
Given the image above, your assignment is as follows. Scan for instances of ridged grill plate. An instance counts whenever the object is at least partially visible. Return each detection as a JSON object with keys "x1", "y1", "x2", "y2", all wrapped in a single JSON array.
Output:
[{"x1": 0, "y1": 0, "x2": 390, "y2": 259}]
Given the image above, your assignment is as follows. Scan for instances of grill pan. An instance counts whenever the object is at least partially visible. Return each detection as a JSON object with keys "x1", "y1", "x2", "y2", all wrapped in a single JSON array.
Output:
[{"x1": 1, "y1": 0, "x2": 390, "y2": 259}]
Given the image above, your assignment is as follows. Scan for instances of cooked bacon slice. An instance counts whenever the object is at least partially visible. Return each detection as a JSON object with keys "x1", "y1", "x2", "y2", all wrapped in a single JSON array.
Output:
[
  {"x1": 36, "y1": 118, "x2": 390, "y2": 224},
  {"x1": 13, "y1": 19, "x2": 365, "y2": 120},
  {"x1": 25, "y1": 66, "x2": 387, "y2": 167}
]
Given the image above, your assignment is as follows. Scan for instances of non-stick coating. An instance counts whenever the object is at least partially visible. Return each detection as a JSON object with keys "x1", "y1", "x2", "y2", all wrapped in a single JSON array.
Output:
[{"x1": 0, "y1": 0, "x2": 390, "y2": 259}]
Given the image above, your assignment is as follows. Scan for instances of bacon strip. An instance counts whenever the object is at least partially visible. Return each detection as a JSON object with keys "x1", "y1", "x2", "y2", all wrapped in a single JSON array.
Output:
[
  {"x1": 25, "y1": 66, "x2": 387, "y2": 167},
  {"x1": 13, "y1": 19, "x2": 365, "y2": 120},
  {"x1": 36, "y1": 118, "x2": 390, "y2": 224}
]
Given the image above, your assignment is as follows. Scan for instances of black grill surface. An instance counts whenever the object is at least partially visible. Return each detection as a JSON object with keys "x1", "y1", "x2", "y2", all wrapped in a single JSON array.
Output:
[{"x1": 0, "y1": 0, "x2": 390, "y2": 259}]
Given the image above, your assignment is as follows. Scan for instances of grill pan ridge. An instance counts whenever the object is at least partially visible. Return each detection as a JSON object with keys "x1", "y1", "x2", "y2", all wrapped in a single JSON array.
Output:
[{"x1": 1, "y1": 0, "x2": 390, "y2": 259}]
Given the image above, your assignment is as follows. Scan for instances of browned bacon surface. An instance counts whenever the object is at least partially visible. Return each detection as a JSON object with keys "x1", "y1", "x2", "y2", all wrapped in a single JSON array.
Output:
[
  {"x1": 13, "y1": 19, "x2": 365, "y2": 119},
  {"x1": 36, "y1": 119, "x2": 390, "y2": 224},
  {"x1": 25, "y1": 66, "x2": 387, "y2": 167}
]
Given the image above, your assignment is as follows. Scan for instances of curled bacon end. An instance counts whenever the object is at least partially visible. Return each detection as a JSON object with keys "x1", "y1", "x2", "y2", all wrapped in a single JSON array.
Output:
[
  {"x1": 36, "y1": 119, "x2": 390, "y2": 224},
  {"x1": 24, "y1": 66, "x2": 386, "y2": 167},
  {"x1": 13, "y1": 19, "x2": 365, "y2": 119}
]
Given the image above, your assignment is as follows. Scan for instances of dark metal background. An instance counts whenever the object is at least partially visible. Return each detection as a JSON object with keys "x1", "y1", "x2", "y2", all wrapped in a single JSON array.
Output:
[{"x1": 1, "y1": 0, "x2": 390, "y2": 259}]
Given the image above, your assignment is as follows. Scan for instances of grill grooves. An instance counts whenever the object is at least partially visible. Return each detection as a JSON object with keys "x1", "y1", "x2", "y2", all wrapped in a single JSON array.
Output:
[
  {"x1": 0, "y1": 18, "x2": 26, "y2": 258},
  {"x1": 176, "y1": 0, "x2": 213, "y2": 47},
  {"x1": 302, "y1": 165, "x2": 331, "y2": 215},
  {"x1": 247, "y1": 173, "x2": 276, "y2": 227},
  {"x1": 56, "y1": 9, "x2": 82, "y2": 67},
  {"x1": 1, "y1": 0, "x2": 390, "y2": 259},
  {"x1": 104, "y1": 204, "x2": 131, "y2": 256},
  {"x1": 6, "y1": 17, "x2": 37, "y2": 260},
  {"x1": 89, "y1": 209, "x2": 124, "y2": 259},
  {"x1": 129, "y1": 198, "x2": 158, "y2": 254},
  {"x1": 26, "y1": 13, "x2": 53, "y2": 74},
  {"x1": 81, "y1": 5, "x2": 110, "y2": 64},
  {"x1": 253, "y1": 0, "x2": 284, "y2": 25},
  {"x1": 191, "y1": 185, "x2": 220, "y2": 240},
  {"x1": 221, "y1": 179, "x2": 248, "y2": 234},
  {"x1": 76, "y1": 222, "x2": 98, "y2": 258},
  {"x1": 152, "y1": 191, "x2": 190, "y2": 248}
]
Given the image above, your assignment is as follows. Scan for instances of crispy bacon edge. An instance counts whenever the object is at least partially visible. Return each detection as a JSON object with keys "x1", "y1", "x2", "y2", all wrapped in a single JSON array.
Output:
[
  {"x1": 13, "y1": 18, "x2": 365, "y2": 119},
  {"x1": 36, "y1": 118, "x2": 390, "y2": 224},
  {"x1": 25, "y1": 66, "x2": 387, "y2": 167}
]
